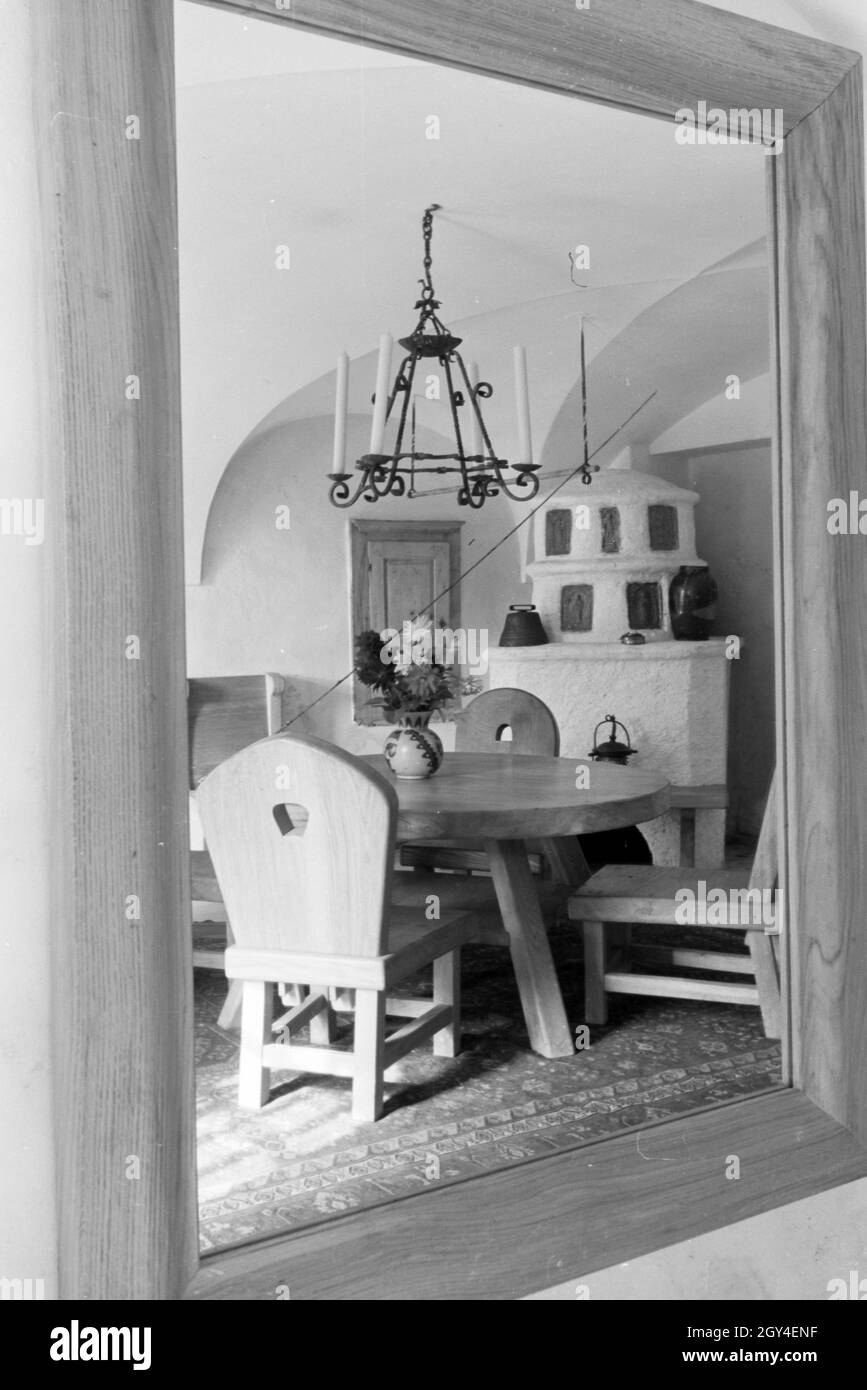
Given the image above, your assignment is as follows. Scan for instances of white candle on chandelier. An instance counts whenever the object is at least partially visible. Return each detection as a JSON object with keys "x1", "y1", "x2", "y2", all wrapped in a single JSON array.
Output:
[
  {"x1": 332, "y1": 351, "x2": 349, "y2": 473},
  {"x1": 513, "y1": 345, "x2": 533, "y2": 465},
  {"x1": 369, "y1": 333, "x2": 393, "y2": 454},
  {"x1": 467, "y1": 361, "x2": 483, "y2": 458}
]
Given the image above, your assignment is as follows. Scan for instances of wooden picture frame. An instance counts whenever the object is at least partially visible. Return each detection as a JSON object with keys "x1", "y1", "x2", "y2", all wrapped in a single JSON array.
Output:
[{"x1": 35, "y1": 0, "x2": 867, "y2": 1299}]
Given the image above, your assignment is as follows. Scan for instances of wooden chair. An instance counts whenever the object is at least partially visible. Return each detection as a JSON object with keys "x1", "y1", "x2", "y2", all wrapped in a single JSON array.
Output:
[
  {"x1": 400, "y1": 687, "x2": 560, "y2": 877},
  {"x1": 455, "y1": 686, "x2": 561, "y2": 755},
  {"x1": 568, "y1": 771, "x2": 782, "y2": 1038},
  {"x1": 196, "y1": 732, "x2": 477, "y2": 1120}
]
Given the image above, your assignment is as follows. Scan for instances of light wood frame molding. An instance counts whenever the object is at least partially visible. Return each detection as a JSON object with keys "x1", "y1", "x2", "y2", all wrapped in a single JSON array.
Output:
[{"x1": 36, "y1": 0, "x2": 867, "y2": 1299}]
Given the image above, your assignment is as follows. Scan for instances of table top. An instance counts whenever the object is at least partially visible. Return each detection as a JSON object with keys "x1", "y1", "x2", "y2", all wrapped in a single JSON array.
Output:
[{"x1": 361, "y1": 752, "x2": 671, "y2": 842}]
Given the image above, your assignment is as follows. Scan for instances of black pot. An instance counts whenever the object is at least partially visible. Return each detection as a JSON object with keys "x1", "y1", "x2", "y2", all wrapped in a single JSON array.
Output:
[
  {"x1": 498, "y1": 604, "x2": 548, "y2": 647},
  {"x1": 669, "y1": 565, "x2": 718, "y2": 641}
]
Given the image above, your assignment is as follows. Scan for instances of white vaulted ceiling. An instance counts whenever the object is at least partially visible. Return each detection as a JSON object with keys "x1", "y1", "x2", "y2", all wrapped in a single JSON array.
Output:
[{"x1": 175, "y1": 1, "x2": 774, "y2": 580}]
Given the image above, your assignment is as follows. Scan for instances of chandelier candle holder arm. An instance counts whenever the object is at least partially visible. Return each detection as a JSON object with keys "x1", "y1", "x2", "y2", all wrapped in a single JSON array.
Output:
[{"x1": 327, "y1": 204, "x2": 541, "y2": 510}]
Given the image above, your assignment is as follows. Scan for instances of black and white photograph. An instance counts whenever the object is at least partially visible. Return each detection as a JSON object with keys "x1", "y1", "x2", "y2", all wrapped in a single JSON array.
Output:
[{"x1": 2, "y1": 0, "x2": 867, "y2": 1332}]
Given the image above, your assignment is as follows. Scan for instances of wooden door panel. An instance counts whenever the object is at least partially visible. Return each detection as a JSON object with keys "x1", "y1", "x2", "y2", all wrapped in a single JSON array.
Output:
[{"x1": 369, "y1": 540, "x2": 452, "y2": 631}]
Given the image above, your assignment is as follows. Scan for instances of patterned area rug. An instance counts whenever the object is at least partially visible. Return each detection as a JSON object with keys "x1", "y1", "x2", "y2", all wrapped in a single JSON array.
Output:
[{"x1": 196, "y1": 920, "x2": 782, "y2": 1252}]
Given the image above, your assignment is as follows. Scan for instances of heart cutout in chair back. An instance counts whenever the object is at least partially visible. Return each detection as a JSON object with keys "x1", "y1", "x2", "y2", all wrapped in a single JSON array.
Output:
[{"x1": 272, "y1": 802, "x2": 309, "y2": 837}]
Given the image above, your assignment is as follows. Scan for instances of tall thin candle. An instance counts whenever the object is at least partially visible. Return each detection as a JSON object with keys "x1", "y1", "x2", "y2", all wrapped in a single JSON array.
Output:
[
  {"x1": 513, "y1": 345, "x2": 533, "y2": 465},
  {"x1": 332, "y1": 351, "x2": 349, "y2": 473},
  {"x1": 369, "y1": 333, "x2": 393, "y2": 454}
]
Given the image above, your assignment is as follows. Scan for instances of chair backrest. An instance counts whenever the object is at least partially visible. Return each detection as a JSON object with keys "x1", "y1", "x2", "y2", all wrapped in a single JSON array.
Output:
[
  {"x1": 187, "y1": 673, "x2": 284, "y2": 788},
  {"x1": 455, "y1": 688, "x2": 560, "y2": 756},
  {"x1": 196, "y1": 733, "x2": 397, "y2": 958}
]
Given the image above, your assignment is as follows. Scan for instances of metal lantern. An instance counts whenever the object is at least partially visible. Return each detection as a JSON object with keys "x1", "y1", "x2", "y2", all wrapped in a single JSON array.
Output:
[{"x1": 589, "y1": 714, "x2": 637, "y2": 766}]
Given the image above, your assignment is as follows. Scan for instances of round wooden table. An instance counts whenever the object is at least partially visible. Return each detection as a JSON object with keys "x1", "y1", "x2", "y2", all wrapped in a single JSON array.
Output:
[{"x1": 364, "y1": 753, "x2": 671, "y2": 1058}]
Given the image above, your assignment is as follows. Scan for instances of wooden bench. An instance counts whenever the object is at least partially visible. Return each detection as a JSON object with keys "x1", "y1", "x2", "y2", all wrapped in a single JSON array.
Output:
[
  {"x1": 568, "y1": 773, "x2": 781, "y2": 1038},
  {"x1": 669, "y1": 783, "x2": 729, "y2": 867}
]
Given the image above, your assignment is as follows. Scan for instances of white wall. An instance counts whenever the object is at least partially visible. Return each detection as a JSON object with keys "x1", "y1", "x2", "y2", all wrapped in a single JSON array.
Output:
[
  {"x1": 0, "y1": 0, "x2": 58, "y2": 1295},
  {"x1": 653, "y1": 443, "x2": 775, "y2": 836}
]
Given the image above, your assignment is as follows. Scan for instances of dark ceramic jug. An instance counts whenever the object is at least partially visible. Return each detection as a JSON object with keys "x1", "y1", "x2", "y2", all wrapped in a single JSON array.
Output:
[{"x1": 669, "y1": 565, "x2": 718, "y2": 640}]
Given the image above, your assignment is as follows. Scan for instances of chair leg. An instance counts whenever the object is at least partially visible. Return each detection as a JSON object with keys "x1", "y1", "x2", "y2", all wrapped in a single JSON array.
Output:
[
  {"x1": 747, "y1": 930, "x2": 782, "y2": 1039},
  {"x1": 238, "y1": 980, "x2": 272, "y2": 1109},
  {"x1": 433, "y1": 949, "x2": 461, "y2": 1057},
  {"x1": 679, "y1": 807, "x2": 697, "y2": 867},
  {"x1": 217, "y1": 978, "x2": 243, "y2": 1030},
  {"x1": 352, "y1": 989, "x2": 386, "y2": 1122},
  {"x1": 309, "y1": 981, "x2": 338, "y2": 1044},
  {"x1": 583, "y1": 922, "x2": 608, "y2": 1025},
  {"x1": 277, "y1": 983, "x2": 308, "y2": 1007}
]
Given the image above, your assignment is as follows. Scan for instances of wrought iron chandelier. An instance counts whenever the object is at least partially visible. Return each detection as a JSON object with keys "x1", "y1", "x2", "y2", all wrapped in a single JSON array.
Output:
[{"x1": 328, "y1": 204, "x2": 541, "y2": 510}]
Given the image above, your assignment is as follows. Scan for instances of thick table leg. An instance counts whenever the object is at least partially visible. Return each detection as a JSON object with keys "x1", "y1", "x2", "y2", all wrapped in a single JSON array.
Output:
[
  {"x1": 538, "y1": 836, "x2": 592, "y2": 888},
  {"x1": 484, "y1": 838, "x2": 574, "y2": 1058}
]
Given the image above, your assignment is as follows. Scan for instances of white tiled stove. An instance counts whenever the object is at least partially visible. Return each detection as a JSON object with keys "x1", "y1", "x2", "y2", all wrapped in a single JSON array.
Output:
[{"x1": 489, "y1": 467, "x2": 730, "y2": 866}]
